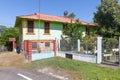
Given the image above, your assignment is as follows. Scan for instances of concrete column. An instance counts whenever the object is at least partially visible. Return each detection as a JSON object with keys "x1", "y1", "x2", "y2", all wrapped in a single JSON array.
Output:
[
  {"x1": 58, "y1": 39, "x2": 60, "y2": 51},
  {"x1": 77, "y1": 39, "x2": 80, "y2": 52},
  {"x1": 97, "y1": 37, "x2": 102, "y2": 64},
  {"x1": 56, "y1": 39, "x2": 58, "y2": 55}
]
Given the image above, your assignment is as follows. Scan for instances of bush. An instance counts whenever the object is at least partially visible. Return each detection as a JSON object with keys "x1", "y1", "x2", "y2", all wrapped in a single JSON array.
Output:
[{"x1": 81, "y1": 35, "x2": 97, "y2": 54}]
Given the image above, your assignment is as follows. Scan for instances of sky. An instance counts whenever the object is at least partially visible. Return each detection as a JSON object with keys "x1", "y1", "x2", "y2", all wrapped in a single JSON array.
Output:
[{"x1": 0, "y1": 0, "x2": 119, "y2": 27}]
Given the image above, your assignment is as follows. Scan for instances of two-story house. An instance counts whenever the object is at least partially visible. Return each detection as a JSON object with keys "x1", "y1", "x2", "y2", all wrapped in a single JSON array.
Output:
[{"x1": 15, "y1": 13, "x2": 96, "y2": 52}]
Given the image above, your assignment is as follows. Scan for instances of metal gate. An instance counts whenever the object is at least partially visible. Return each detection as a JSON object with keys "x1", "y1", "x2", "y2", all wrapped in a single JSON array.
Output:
[{"x1": 102, "y1": 38, "x2": 119, "y2": 65}]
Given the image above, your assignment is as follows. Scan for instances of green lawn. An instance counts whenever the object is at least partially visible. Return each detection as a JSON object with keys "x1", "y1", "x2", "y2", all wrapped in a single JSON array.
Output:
[
  {"x1": 1, "y1": 53, "x2": 119, "y2": 80},
  {"x1": 22, "y1": 57, "x2": 120, "y2": 80}
]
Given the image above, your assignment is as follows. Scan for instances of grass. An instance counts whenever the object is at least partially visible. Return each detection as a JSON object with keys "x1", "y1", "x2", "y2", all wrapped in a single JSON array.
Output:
[
  {"x1": 22, "y1": 57, "x2": 120, "y2": 80},
  {"x1": 0, "y1": 52, "x2": 26, "y2": 67},
  {"x1": 0, "y1": 53, "x2": 120, "y2": 80}
]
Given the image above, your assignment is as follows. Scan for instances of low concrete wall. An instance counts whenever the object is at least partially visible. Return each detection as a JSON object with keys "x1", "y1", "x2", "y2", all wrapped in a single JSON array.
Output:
[
  {"x1": 57, "y1": 52, "x2": 97, "y2": 63},
  {"x1": 73, "y1": 54, "x2": 96, "y2": 63},
  {"x1": 32, "y1": 52, "x2": 54, "y2": 61}
]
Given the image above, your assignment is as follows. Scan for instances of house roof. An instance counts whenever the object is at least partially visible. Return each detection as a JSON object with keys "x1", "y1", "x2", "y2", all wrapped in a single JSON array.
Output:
[{"x1": 17, "y1": 13, "x2": 96, "y2": 26}]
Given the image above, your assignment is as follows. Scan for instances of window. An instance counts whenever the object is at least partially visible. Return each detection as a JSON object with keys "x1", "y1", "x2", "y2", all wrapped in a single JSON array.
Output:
[
  {"x1": 86, "y1": 26, "x2": 90, "y2": 35},
  {"x1": 27, "y1": 20, "x2": 34, "y2": 33},
  {"x1": 32, "y1": 42, "x2": 37, "y2": 49},
  {"x1": 45, "y1": 42, "x2": 50, "y2": 47},
  {"x1": 62, "y1": 24, "x2": 67, "y2": 35},
  {"x1": 44, "y1": 22, "x2": 50, "y2": 34}
]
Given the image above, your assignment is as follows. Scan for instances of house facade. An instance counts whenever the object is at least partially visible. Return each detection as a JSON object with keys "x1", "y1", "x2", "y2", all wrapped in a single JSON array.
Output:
[{"x1": 15, "y1": 13, "x2": 96, "y2": 52}]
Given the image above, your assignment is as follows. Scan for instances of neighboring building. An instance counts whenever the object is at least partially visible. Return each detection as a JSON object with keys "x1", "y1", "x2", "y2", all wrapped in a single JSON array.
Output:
[{"x1": 14, "y1": 13, "x2": 96, "y2": 52}]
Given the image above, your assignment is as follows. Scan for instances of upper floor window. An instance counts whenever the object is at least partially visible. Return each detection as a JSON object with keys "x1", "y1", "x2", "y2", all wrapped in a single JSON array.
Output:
[
  {"x1": 44, "y1": 22, "x2": 50, "y2": 34},
  {"x1": 27, "y1": 20, "x2": 34, "y2": 33},
  {"x1": 62, "y1": 24, "x2": 67, "y2": 35},
  {"x1": 86, "y1": 26, "x2": 90, "y2": 35}
]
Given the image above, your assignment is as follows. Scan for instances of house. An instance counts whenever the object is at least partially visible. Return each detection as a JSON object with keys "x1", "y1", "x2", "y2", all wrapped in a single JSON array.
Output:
[{"x1": 15, "y1": 13, "x2": 96, "y2": 52}]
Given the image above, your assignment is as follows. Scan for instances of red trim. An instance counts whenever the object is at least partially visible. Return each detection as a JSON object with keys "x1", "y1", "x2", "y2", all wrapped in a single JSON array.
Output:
[
  {"x1": 53, "y1": 40, "x2": 56, "y2": 57},
  {"x1": 27, "y1": 40, "x2": 32, "y2": 62},
  {"x1": 23, "y1": 40, "x2": 32, "y2": 62}
]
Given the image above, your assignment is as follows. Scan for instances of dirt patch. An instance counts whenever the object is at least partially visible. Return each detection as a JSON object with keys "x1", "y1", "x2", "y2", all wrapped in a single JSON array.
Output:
[
  {"x1": 38, "y1": 67, "x2": 73, "y2": 80},
  {"x1": 0, "y1": 52, "x2": 26, "y2": 67},
  {"x1": 99, "y1": 64, "x2": 118, "y2": 69}
]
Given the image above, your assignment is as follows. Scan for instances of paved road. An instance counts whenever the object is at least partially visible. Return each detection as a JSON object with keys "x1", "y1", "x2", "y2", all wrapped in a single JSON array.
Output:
[{"x1": 0, "y1": 68, "x2": 60, "y2": 80}]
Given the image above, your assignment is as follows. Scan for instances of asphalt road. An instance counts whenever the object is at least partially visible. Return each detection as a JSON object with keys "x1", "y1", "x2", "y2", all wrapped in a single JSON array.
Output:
[{"x1": 0, "y1": 68, "x2": 60, "y2": 80}]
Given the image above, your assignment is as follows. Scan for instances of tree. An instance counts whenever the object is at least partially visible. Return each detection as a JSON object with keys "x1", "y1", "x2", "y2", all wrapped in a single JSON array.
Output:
[
  {"x1": 0, "y1": 27, "x2": 19, "y2": 46},
  {"x1": 94, "y1": 0, "x2": 120, "y2": 37},
  {"x1": 63, "y1": 21, "x2": 83, "y2": 40},
  {"x1": 67, "y1": 12, "x2": 76, "y2": 18},
  {"x1": 63, "y1": 11, "x2": 81, "y2": 40},
  {"x1": 63, "y1": 11, "x2": 76, "y2": 18},
  {"x1": 0, "y1": 25, "x2": 6, "y2": 35}
]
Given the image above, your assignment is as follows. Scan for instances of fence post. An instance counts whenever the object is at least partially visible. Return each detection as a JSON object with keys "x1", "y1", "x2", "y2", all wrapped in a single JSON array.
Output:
[
  {"x1": 77, "y1": 39, "x2": 80, "y2": 52},
  {"x1": 119, "y1": 37, "x2": 120, "y2": 65},
  {"x1": 58, "y1": 39, "x2": 60, "y2": 51},
  {"x1": 97, "y1": 37, "x2": 102, "y2": 64}
]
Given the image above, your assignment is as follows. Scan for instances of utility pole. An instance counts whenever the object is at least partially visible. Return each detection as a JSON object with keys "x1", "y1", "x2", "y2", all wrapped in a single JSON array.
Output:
[{"x1": 38, "y1": 0, "x2": 41, "y2": 52}]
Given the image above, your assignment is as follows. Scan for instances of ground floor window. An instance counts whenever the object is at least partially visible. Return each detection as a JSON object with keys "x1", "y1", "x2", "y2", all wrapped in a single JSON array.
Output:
[
  {"x1": 32, "y1": 42, "x2": 37, "y2": 49},
  {"x1": 45, "y1": 42, "x2": 50, "y2": 47}
]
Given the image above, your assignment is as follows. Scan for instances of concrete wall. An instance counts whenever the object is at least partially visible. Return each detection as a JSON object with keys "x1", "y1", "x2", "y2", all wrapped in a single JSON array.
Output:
[
  {"x1": 73, "y1": 54, "x2": 96, "y2": 63},
  {"x1": 57, "y1": 52, "x2": 97, "y2": 63},
  {"x1": 32, "y1": 52, "x2": 54, "y2": 61}
]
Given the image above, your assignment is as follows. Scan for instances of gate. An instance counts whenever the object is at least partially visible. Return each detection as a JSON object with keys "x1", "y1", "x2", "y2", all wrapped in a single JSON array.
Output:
[{"x1": 102, "y1": 38, "x2": 119, "y2": 65}]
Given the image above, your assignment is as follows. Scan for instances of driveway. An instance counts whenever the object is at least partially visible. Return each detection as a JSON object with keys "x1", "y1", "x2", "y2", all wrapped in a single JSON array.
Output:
[{"x1": 0, "y1": 68, "x2": 60, "y2": 80}]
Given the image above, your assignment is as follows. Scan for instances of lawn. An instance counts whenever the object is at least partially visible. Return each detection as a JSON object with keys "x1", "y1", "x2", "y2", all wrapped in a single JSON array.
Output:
[
  {"x1": 23, "y1": 57, "x2": 120, "y2": 80},
  {"x1": 0, "y1": 53, "x2": 120, "y2": 80}
]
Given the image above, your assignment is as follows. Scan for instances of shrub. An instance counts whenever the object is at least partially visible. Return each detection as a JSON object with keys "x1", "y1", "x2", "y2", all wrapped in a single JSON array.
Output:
[{"x1": 81, "y1": 35, "x2": 97, "y2": 54}]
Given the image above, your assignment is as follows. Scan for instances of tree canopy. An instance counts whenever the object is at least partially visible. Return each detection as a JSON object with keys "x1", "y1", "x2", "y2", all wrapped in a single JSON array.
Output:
[
  {"x1": 94, "y1": 0, "x2": 120, "y2": 37},
  {"x1": 67, "y1": 12, "x2": 76, "y2": 18},
  {"x1": 63, "y1": 11, "x2": 76, "y2": 18},
  {"x1": 63, "y1": 21, "x2": 83, "y2": 40},
  {"x1": 62, "y1": 11, "x2": 83, "y2": 40},
  {"x1": 0, "y1": 27, "x2": 19, "y2": 46},
  {"x1": 0, "y1": 25, "x2": 6, "y2": 35}
]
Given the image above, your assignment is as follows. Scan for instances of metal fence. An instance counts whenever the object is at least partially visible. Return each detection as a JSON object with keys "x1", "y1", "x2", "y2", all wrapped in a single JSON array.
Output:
[
  {"x1": 80, "y1": 38, "x2": 97, "y2": 55},
  {"x1": 58, "y1": 39, "x2": 97, "y2": 55},
  {"x1": 102, "y1": 38, "x2": 119, "y2": 64},
  {"x1": 0, "y1": 45, "x2": 7, "y2": 52},
  {"x1": 58, "y1": 40, "x2": 78, "y2": 52},
  {"x1": 32, "y1": 41, "x2": 54, "y2": 53}
]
